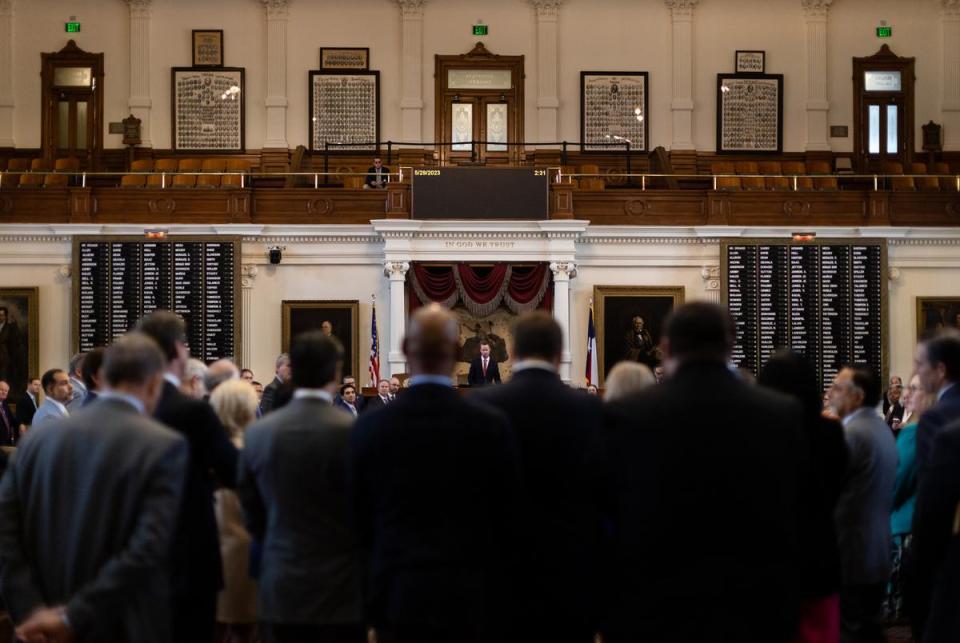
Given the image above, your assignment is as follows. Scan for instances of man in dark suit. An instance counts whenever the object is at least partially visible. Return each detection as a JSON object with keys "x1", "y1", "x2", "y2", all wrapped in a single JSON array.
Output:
[
  {"x1": 472, "y1": 312, "x2": 607, "y2": 643},
  {"x1": 259, "y1": 352, "x2": 291, "y2": 415},
  {"x1": 137, "y1": 311, "x2": 239, "y2": 643},
  {"x1": 335, "y1": 383, "x2": 361, "y2": 418},
  {"x1": 912, "y1": 415, "x2": 960, "y2": 643},
  {"x1": 349, "y1": 304, "x2": 521, "y2": 643},
  {"x1": 15, "y1": 376, "x2": 39, "y2": 430},
  {"x1": 602, "y1": 302, "x2": 807, "y2": 643},
  {"x1": 361, "y1": 378, "x2": 392, "y2": 414},
  {"x1": 467, "y1": 340, "x2": 501, "y2": 387},
  {"x1": 80, "y1": 346, "x2": 105, "y2": 408},
  {"x1": 829, "y1": 365, "x2": 898, "y2": 643},
  {"x1": 0, "y1": 380, "x2": 18, "y2": 446},
  {"x1": 0, "y1": 333, "x2": 187, "y2": 643},
  {"x1": 239, "y1": 331, "x2": 364, "y2": 643},
  {"x1": 915, "y1": 330, "x2": 960, "y2": 475},
  {"x1": 365, "y1": 157, "x2": 388, "y2": 189}
]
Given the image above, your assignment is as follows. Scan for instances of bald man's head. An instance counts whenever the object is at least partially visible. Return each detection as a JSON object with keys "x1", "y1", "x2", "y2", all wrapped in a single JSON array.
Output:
[
  {"x1": 204, "y1": 358, "x2": 240, "y2": 393},
  {"x1": 403, "y1": 304, "x2": 459, "y2": 376}
]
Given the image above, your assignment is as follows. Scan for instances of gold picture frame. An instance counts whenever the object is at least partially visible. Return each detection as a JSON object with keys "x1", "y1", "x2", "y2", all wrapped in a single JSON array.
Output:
[
  {"x1": 0, "y1": 287, "x2": 40, "y2": 403},
  {"x1": 917, "y1": 297, "x2": 960, "y2": 340},
  {"x1": 593, "y1": 285, "x2": 684, "y2": 385},
  {"x1": 282, "y1": 300, "x2": 360, "y2": 380},
  {"x1": 320, "y1": 47, "x2": 370, "y2": 70},
  {"x1": 192, "y1": 29, "x2": 224, "y2": 67}
]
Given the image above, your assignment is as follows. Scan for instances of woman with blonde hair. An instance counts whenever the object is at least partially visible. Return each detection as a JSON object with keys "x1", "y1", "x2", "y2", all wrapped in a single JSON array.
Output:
[
  {"x1": 603, "y1": 361, "x2": 655, "y2": 402},
  {"x1": 209, "y1": 379, "x2": 260, "y2": 643}
]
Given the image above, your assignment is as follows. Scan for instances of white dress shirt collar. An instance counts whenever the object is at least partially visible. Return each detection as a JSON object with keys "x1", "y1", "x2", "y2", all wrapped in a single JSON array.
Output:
[
  {"x1": 97, "y1": 391, "x2": 146, "y2": 415},
  {"x1": 164, "y1": 372, "x2": 182, "y2": 388},
  {"x1": 408, "y1": 374, "x2": 455, "y2": 388},
  {"x1": 294, "y1": 389, "x2": 333, "y2": 404},
  {"x1": 512, "y1": 359, "x2": 557, "y2": 374}
]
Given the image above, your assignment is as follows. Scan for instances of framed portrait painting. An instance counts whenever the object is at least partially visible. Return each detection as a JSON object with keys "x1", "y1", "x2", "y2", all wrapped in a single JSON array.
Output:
[
  {"x1": 172, "y1": 67, "x2": 245, "y2": 152},
  {"x1": 309, "y1": 70, "x2": 380, "y2": 152},
  {"x1": 716, "y1": 73, "x2": 783, "y2": 154},
  {"x1": 580, "y1": 71, "x2": 649, "y2": 153},
  {"x1": 192, "y1": 29, "x2": 224, "y2": 67},
  {"x1": 282, "y1": 300, "x2": 359, "y2": 380},
  {"x1": 916, "y1": 297, "x2": 960, "y2": 340},
  {"x1": 0, "y1": 287, "x2": 39, "y2": 402},
  {"x1": 594, "y1": 286, "x2": 684, "y2": 385}
]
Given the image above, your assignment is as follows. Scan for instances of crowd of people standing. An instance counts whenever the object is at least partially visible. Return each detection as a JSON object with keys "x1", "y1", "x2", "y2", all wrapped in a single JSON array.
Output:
[{"x1": 0, "y1": 303, "x2": 959, "y2": 643}]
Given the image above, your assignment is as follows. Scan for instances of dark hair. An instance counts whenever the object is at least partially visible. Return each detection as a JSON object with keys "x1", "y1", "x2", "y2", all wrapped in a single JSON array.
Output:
[
  {"x1": 664, "y1": 302, "x2": 733, "y2": 360},
  {"x1": 847, "y1": 364, "x2": 882, "y2": 408},
  {"x1": 290, "y1": 331, "x2": 343, "y2": 389},
  {"x1": 924, "y1": 330, "x2": 960, "y2": 382},
  {"x1": 102, "y1": 333, "x2": 166, "y2": 387},
  {"x1": 512, "y1": 311, "x2": 562, "y2": 361},
  {"x1": 41, "y1": 368, "x2": 64, "y2": 393},
  {"x1": 479, "y1": 339, "x2": 491, "y2": 347},
  {"x1": 80, "y1": 347, "x2": 106, "y2": 390},
  {"x1": 240, "y1": 368, "x2": 254, "y2": 377},
  {"x1": 68, "y1": 352, "x2": 85, "y2": 375},
  {"x1": 252, "y1": 380, "x2": 262, "y2": 387},
  {"x1": 340, "y1": 383, "x2": 356, "y2": 396},
  {"x1": 758, "y1": 351, "x2": 822, "y2": 419},
  {"x1": 136, "y1": 311, "x2": 186, "y2": 362}
]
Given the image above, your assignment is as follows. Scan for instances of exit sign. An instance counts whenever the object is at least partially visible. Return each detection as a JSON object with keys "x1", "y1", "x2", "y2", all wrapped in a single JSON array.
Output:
[
  {"x1": 876, "y1": 26, "x2": 892, "y2": 38},
  {"x1": 65, "y1": 21, "x2": 81, "y2": 33},
  {"x1": 473, "y1": 25, "x2": 488, "y2": 36}
]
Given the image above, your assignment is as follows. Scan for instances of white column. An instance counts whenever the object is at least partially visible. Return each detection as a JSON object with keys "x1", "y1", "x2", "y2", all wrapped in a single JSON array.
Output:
[
  {"x1": 398, "y1": 0, "x2": 425, "y2": 143},
  {"x1": 384, "y1": 260, "x2": 410, "y2": 376},
  {"x1": 241, "y1": 265, "x2": 259, "y2": 366},
  {"x1": 802, "y1": 0, "x2": 832, "y2": 151},
  {"x1": 665, "y1": 0, "x2": 698, "y2": 150},
  {"x1": 550, "y1": 261, "x2": 575, "y2": 383},
  {"x1": 126, "y1": 0, "x2": 153, "y2": 147},
  {"x1": 530, "y1": 0, "x2": 562, "y2": 144},
  {"x1": 0, "y1": 0, "x2": 12, "y2": 148},
  {"x1": 262, "y1": 0, "x2": 290, "y2": 149},
  {"x1": 942, "y1": 0, "x2": 960, "y2": 150}
]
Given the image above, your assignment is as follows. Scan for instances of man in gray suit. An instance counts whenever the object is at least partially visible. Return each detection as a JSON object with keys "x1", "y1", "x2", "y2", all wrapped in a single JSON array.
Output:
[
  {"x1": 238, "y1": 330, "x2": 363, "y2": 643},
  {"x1": 30, "y1": 368, "x2": 73, "y2": 427},
  {"x1": 0, "y1": 333, "x2": 187, "y2": 643},
  {"x1": 829, "y1": 365, "x2": 898, "y2": 643}
]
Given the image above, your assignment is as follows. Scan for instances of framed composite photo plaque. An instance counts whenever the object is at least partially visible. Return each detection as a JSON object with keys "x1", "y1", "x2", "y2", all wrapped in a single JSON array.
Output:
[
  {"x1": 172, "y1": 67, "x2": 245, "y2": 152},
  {"x1": 716, "y1": 73, "x2": 783, "y2": 154},
  {"x1": 309, "y1": 70, "x2": 380, "y2": 152},
  {"x1": 319, "y1": 47, "x2": 370, "y2": 70},
  {"x1": 580, "y1": 71, "x2": 649, "y2": 153},
  {"x1": 192, "y1": 30, "x2": 224, "y2": 67}
]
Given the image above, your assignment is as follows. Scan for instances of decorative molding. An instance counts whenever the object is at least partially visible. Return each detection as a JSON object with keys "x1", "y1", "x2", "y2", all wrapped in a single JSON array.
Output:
[
  {"x1": 244, "y1": 234, "x2": 381, "y2": 244},
  {"x1": 888, "y1": 266, "x2": 901, "y2": 281},
  {"x1": 260, "y1": 0, "x2": 289, "y2": 18},
  {"x1": 549, "y1": 261, "x2": 577, "y2": 279},
  {"x1": 397, "y1": 0, "x2": 426, "y2": 17},
  {"x1": 943, "y1": 0, "x2": 960, "y2": 17},
  {"x1": 801, "y1": 0, "x2": 833, "y2": 18},
  {"x1": 578, "y1": 236, "x2": 718, "y2": 245},
  {"x1": 126, "y1": 0, "x2": 152, "y2": 16},
  {"x1": 241, "y1": 264, "x2": 259, "y2": 289},
  {"x1": 664, "y1": 0, "x2": 699, "y2": 18},
  {"x1": 529, "y1": 0, "x2": 563, "y2": 18},
  {"x1": 384, "y1": 260, "x2": 411, "y2": 278},
  {"x1": 58, "y1": 264, "x2": 71, "y2": 279},
  {"x1": 700, "y1": 265, "x2": 720, "y2": 291}
]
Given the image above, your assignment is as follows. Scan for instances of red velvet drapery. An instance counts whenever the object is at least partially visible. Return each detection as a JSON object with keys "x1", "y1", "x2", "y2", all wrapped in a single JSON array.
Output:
[{"x1": 409, "y1": 263, "x2": 553, "y2": 317}]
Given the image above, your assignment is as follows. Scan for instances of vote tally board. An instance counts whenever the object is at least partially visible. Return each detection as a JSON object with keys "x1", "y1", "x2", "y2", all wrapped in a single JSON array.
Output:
[
  {"x1": 73, "y1": 236, "x2": 241, "y2": 362},
  {"x1": 721, "y1": 239, "x2": 887, "y2": 391}
]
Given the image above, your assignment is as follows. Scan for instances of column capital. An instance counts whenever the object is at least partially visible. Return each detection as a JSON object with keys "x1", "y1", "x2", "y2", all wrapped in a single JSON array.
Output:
[
  {"x1": 528, "y1": 0, "x2": 562, "y2": 19},
  {"x1": 700, "y1": 265, "x2": 720, "y2": 292},
  {"x1": 801, "y1": 0, "x2": 833, "y2": 18},
  {"x1": 384, "y1": 260, "x2": 410, "y2": 279},
  {"x1": 664, "y1": 0, "x2": 699, "y2": 18},
  {"x1": 241, "y1": 264, "x2": 259, "y2": 289},
  {"x1": 549, "y1": 261, "x2": 577, "y2": 280},
  {"x1": 260, "y1": 0, "x2": 290, "y2": 18},
  {"x1": 943, "y1": 0, "x2": 960, "y2": 17},
  {"x1": 397, "y1": 0, "x2": 426, "y2": 18}
]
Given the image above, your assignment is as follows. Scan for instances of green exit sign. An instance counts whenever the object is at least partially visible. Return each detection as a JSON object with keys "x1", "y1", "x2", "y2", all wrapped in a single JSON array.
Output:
[
  {"x1": 473, "y1": 24, "x2": 488, "y2": 36},
  {"x1": 65, "y1": 21, "x2": 81, "y2": 33},
  {"x1": 876, "y1": 26, "x2": 892, "y2": 38}
]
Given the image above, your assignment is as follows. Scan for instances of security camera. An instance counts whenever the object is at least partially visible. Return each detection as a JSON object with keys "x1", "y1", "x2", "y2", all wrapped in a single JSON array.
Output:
[{"x1": 268, "y1": 246, "x2": 283, "y2": 265}]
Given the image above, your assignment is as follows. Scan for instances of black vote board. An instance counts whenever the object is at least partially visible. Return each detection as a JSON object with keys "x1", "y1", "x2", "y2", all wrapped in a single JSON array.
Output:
[
  {"x1": 73, "y1": 236, "x2": 240, "y2": 362},
  {"x1": 722, "y1": 239, "x2": 886, "y2": 391}
]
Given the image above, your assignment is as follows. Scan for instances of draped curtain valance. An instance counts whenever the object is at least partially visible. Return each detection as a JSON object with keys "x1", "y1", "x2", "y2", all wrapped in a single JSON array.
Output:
[{"x1": 409, "y1": 263, "x2": 553, "y2": 318}]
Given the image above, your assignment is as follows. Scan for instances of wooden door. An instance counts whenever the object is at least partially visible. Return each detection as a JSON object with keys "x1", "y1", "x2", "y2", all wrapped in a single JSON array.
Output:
[
  {"x1": 853, "y1": 45, "x2": 914, "y2": 172},
  {"x1": 862, "y1": 96, "x2": 906, "y2": 170},
  {"x1": 41, "y1": 41, "x2": 104, "y2": 169}
]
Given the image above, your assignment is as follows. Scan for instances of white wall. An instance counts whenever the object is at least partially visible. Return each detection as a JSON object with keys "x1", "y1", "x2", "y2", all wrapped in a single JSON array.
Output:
[{"x1": 4, "y1": 0, "x2": 954, "y2": 152}]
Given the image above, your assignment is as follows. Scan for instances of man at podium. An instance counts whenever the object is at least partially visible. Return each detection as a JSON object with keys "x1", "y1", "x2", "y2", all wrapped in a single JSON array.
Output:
[{"x1": 467, "y1": 341, "x2": 501, "y2": 387}]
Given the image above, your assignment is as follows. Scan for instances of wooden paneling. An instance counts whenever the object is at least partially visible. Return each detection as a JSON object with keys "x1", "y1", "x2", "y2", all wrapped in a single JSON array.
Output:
[
  {"x1": 573, "y1": 190, "x2": 707, "y2": 225},
  {"x1": 0, "y1": 188, "x2": 71, "y2": 223},
  {"x1": 253, "y1": 188, "x2": 388, "y2": 224},
  {"x1": 888, "y1": 192, "x2": 960, "y2": 226},
  {"x1": 712, "y1": 191, "x2": 871, "y2": 226},
  {"x1": 90, "y1": 189, "x2": 252, "y2": 224}
]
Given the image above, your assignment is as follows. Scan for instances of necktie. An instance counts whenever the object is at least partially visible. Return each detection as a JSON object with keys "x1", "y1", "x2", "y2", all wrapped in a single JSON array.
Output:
[
  {"x1": 483, "y1": 358, "x2": 488, "y2": 377},
  {"x1": 0, "y1": 407, "x2": 10, "y2": 442}
]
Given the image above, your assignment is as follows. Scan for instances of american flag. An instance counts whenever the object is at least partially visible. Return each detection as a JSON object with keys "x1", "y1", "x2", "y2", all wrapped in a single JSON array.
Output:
[{"x1": 369, "y1": 301, "x2": 381, "y2": 386}]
